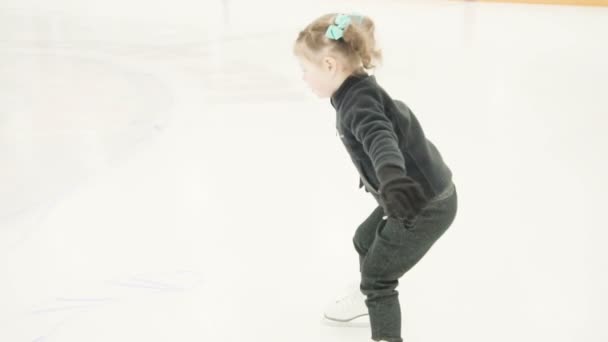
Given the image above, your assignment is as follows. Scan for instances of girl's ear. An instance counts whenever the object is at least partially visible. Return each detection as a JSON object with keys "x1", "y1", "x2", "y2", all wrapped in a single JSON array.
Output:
[{"x1": 323, "y1": 56, "x2": 337, "y2": 73}]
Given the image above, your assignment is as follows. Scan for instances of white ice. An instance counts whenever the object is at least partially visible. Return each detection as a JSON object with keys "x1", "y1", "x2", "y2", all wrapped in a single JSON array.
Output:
[{"x1": 1, "y1": 0, "x2": 607, "y2": 341}]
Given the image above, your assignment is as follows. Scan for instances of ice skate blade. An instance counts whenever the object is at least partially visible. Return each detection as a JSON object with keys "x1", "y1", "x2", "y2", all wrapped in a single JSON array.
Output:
[{"x1": 321, "y1": 314, "x2": 370, "y2": 328}]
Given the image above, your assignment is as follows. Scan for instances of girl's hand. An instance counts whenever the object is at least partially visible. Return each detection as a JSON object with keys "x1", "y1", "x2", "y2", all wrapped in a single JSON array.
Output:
[{"x1": 377, "y1": 166, "x2": 428, "y2": 221}]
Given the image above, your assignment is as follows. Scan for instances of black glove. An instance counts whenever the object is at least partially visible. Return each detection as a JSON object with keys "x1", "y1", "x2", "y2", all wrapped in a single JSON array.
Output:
[{"x1": 377, "y1": 165, "x2": 428, "y2": 220}]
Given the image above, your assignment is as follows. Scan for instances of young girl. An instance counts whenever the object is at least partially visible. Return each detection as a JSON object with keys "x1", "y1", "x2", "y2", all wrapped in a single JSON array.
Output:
[{"x1": 293, "y1": 13, "x2": 458, "y2": 342}]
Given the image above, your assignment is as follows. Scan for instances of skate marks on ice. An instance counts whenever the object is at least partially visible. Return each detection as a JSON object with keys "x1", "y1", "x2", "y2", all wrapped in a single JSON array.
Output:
[
  {"x1": 25, "y1": 270, "x2": 205, "y2": 341},
  {"x1": 0, "y1": 48, "x2": 173, "y2": 255}
]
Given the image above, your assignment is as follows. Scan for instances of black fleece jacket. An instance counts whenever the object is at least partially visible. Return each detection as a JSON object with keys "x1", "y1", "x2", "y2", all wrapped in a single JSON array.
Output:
[{"x1": 330, "y1": 73, "x2": 453, "y2": 200}]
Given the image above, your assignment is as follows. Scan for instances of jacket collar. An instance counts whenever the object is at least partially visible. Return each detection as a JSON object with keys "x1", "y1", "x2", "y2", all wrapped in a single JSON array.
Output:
[{"x1": 330, "y1": 72, "x2": 370, "y2": 109}]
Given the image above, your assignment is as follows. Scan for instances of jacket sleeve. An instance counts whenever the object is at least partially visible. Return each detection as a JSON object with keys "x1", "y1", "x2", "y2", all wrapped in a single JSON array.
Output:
[{"x1": 341, "y1": 89, "x2": 407, "y2": 178}]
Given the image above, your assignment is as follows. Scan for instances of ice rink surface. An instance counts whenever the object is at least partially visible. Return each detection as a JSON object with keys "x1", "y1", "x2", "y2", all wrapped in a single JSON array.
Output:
[{"x1": 1, "y1": 0, "x2": 607, "y2": 341}]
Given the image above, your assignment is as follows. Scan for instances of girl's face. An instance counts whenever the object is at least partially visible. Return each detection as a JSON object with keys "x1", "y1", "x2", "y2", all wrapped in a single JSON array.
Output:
[{"x1": 296, "y1": 54, "x2": 339, "y2": 98}]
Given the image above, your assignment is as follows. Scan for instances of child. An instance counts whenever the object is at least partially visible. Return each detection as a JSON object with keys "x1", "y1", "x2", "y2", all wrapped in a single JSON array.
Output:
[{"x1": 293, "y1": 13, "x2": 458, "y2": 342}]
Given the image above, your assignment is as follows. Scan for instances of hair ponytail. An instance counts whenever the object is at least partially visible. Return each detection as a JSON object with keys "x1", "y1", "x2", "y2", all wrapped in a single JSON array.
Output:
[{"x1": 294, "y1": 13, "x2": 383, "y2": 73}]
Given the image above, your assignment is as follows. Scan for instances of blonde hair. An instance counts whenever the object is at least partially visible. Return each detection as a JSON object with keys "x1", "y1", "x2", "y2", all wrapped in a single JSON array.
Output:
[{"x1": 294, "y1": 13, "x2": 382, "y2": 74}]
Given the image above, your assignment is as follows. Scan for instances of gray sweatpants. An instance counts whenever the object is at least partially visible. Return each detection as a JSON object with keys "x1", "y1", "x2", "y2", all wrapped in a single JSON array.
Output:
[{"x1": 353, "y1": 183, "x2": 458, "y2": 342}]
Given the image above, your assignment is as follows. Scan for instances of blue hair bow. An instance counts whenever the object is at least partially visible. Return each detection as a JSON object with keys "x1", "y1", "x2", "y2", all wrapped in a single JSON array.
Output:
[{"x1": 325, "y1": 13, "x2": 364, "y2": 40}]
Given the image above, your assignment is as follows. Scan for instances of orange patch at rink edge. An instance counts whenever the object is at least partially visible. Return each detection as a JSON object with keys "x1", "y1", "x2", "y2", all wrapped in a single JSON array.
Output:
[{"x1": 470, "y1": 0, "x2": 608, "y2": 6}]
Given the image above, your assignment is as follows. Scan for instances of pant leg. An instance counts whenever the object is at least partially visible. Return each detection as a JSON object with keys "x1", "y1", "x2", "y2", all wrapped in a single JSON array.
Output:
[
  {"x1": 353, "y1": 205, "x2": 386, "y2": 271},
  {"x1": 359, "y1": 184, "x2": 458, "y2": 342}
]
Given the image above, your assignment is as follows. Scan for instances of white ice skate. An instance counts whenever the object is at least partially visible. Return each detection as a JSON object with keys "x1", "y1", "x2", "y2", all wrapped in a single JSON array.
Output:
[{"x1": 321, "y1": 284, "x2": 369, "y2": 327}]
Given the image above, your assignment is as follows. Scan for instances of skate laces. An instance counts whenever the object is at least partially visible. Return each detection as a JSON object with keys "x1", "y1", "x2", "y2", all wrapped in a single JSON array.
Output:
[{"x1": 336, "y1": 290, "x2": 363, "y2": 304}]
